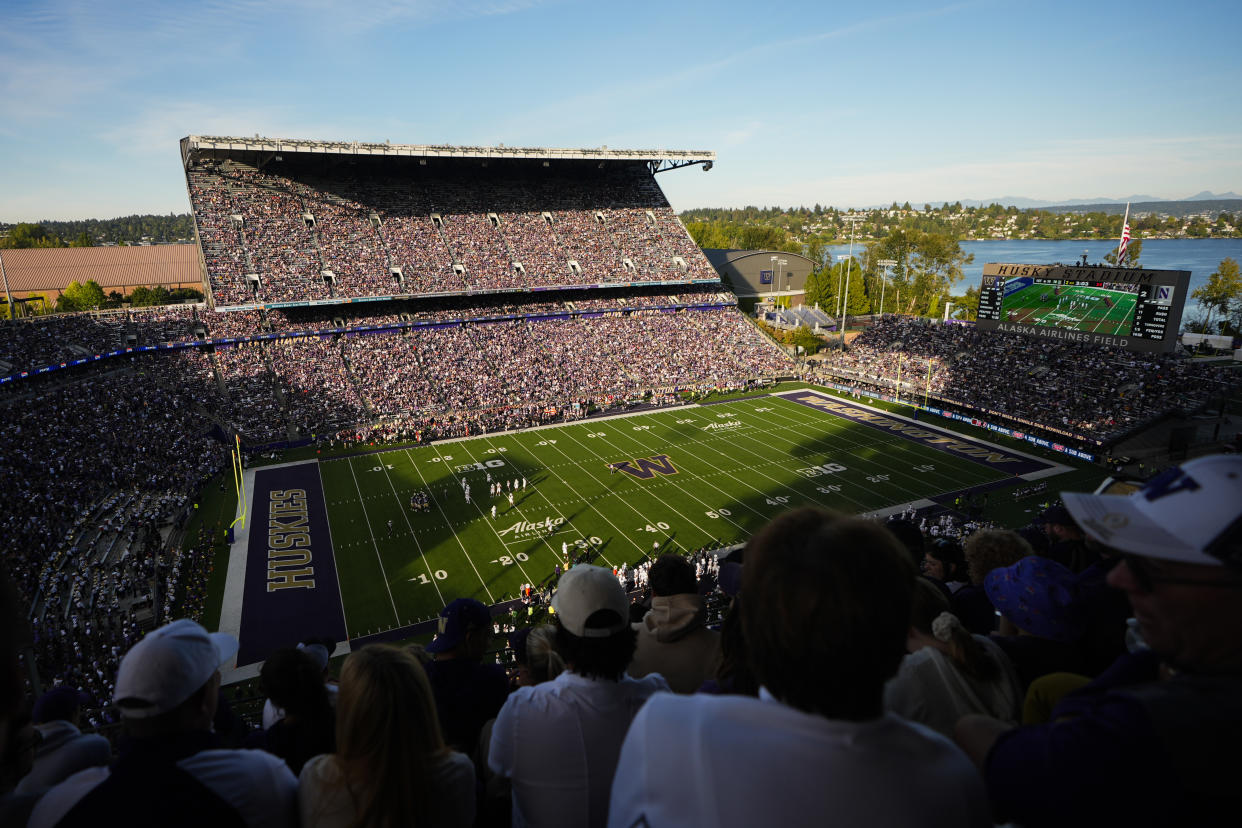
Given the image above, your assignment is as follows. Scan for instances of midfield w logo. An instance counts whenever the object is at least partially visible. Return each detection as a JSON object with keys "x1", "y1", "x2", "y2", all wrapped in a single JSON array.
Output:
[{"x1": 610, "y1": 454, "x2": 678, "y2": 480}]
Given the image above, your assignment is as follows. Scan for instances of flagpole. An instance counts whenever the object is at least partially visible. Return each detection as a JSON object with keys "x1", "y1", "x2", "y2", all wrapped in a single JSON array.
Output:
[{"x1": 1115, "y1": 203, "x2": 1131, "y2": 267}]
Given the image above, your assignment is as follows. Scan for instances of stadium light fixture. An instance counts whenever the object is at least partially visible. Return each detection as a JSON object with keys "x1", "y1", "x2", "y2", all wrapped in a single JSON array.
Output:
[
  {"x1": 877, "y1": 259, "x2": 897, "y2": 316},
  {"x1": 838, "y1": 215, "x2": 864, "y2": 325}
]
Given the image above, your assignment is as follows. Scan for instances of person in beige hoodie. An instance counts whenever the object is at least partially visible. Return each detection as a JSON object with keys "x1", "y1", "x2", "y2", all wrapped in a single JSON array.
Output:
[{"x1": 628, "y1": 555, "x2": 722, "y2": 693}]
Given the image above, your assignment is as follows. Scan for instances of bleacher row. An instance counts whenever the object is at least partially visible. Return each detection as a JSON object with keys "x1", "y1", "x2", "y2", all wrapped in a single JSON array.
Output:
[
  {"x1": 813, "y1": 316, "x2": 1238, "y2": 442},
  {"x1": 0, "y1": 289, "x2": 733, "y2": 376},
  {"x1": 187, "y1": 160, "x2": 717, "y2": 306}
]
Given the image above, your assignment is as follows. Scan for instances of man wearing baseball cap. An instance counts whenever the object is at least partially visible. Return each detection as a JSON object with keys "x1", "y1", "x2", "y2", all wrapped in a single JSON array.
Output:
[
  {"x1": 955, "y1": 455, "x2": 1242, "y2": 827},
  {"x1": 489, "y1": 564, "x2": 668, "y2": 828},
  {"x1": 28, "y1": 619, "x2": 297, "y2": 828},
  {"x1": 424, "y1": 598, "x2": 509, "y2": 754}
]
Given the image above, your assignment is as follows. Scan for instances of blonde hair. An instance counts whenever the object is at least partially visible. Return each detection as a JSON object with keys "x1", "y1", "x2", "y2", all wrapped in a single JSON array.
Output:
[
  {"x1": 523, "y1": 625, "x2": 565, "y2": 684},
  {"x1": 334, "y1": 645, "x2": 448, "y2": 827}
]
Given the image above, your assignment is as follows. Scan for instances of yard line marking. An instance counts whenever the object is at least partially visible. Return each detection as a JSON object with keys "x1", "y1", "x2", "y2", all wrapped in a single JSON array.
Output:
[
  {"x1": 432, "y1": 438, "x2": 544, "y2": 585},
  {"x1": 601, "y1": 411, "x2": 846, "y2": 516},
  {"x1": 316, "y1": 464, "x2": 355, "y2": 636},
  {"x1": 550, "y1": 423, "x2": 737, "y2": 540},
  {"x1": 345, "y1": 456, "x2": 401, "y2": 627},
  {"x1": 722, "y1": 396, "x2": 995, "y2": 493},
  {"x1": 410, "y1": 446, "x2": 496, "y2": 603},
  {"x1": 505, "y1": 432, "x2": 667, "y2": 566},
  {"x1": 557, "y1": 420, "x2": 770, "y2": 526},
  {"x1": 754, "y1": 398, "x2": 1000, "y2": 494},
  {"x1": 375, "y1": 459, "x2": 444, "y2": 607}
]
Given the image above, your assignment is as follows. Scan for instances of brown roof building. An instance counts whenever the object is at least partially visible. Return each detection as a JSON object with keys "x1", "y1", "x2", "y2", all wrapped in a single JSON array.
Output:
[{"x1": 0, "y1": 244, "x2": 202, "y2": 304}]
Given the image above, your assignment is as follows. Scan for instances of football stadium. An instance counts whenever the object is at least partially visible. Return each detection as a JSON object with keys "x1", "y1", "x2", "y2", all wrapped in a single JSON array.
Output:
[{"x1": 4, "y1": 133, "x2": 1242, "y2": 825}]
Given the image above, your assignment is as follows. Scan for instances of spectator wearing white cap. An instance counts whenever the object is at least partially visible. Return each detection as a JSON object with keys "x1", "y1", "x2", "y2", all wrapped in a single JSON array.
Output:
[
  {"x1": 28, "y1": 619, "x2": 297, "y2": 828},
  {"x1": 956, "y1": 455, "x2": 1242, "y2": 827},
  {"x1": 489, "y1": 564, "x2": 668, "y2": 828}
]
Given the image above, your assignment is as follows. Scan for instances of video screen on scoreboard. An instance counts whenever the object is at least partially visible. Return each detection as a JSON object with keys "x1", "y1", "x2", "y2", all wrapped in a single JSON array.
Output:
[{"x1": 974, "y1": 263, "x2": 1190, "y2": 354}]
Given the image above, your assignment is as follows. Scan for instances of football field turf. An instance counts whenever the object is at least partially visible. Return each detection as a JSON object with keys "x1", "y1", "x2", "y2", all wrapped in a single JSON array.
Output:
[
  {"x1": 1001, "y1": 283, "x2": 1136, "y2": 336},
  {"x1": 293, "y1": 390, "x2": 1056, "y2": 640}
]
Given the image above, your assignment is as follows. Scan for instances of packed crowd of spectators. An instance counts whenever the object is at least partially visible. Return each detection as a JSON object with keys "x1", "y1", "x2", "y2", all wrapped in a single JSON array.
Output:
[
  {"x1": 815, "y1": 316, "x2": 1237, "y2": 442},
  {"x1": 1, "y1": 287, "x2": 737, "y2": 382},
  {"x1": 14, "y1": 459, "x2": 1237, "y2": 827},
  {"x1": 0, "y1": 312, "x2": 174, "y2": 375},
  {"x1": 185, "y1": 159, "x2": 719, "y2": 305},
  {"x1": 0, "y1": 354, "x2": 230, "y2": 734}
]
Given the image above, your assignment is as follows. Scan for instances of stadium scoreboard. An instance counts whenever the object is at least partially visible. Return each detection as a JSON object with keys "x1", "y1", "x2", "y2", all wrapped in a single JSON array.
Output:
[{"x1": 975, "y1": 263, "x2": 1190, "y2": 354}]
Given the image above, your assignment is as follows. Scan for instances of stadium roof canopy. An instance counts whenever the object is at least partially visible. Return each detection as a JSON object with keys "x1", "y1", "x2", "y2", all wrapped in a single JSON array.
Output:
[{"x1": 181, "y1": 135, "x2": 715, "y2": 174}]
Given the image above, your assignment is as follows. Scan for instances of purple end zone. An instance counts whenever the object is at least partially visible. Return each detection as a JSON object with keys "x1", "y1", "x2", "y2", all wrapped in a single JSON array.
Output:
[
  {"x1": 778, "y1": 391, "x2": 1053, "y2": 476},
  {"x1": 236, "y1": 462, "x2": 347, "y2": 665}
]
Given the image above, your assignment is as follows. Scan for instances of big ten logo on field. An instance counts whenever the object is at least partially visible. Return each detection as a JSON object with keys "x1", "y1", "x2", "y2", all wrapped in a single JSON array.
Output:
[
  {"x1": 610, "y1": 455, "x2": 678, "y2": 480},
  {"x1": 267, "y1": 489, "x2": 315, "y2": 591},
  {"x1": 455, "y1": 459, "x2": 506, "y2": 474},
  {"x1": 795, "y1": 462, "x2": 848, "y2": 479}
]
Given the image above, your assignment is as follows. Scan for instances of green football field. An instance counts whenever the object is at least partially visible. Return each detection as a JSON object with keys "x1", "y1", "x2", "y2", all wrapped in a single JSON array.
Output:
[
  {"x1": 313, "y1": 392, "x2": 1038, "y2": 639},
  {"x1": 1002, "y1": 283, "x2": 1136, "y2": 336}
]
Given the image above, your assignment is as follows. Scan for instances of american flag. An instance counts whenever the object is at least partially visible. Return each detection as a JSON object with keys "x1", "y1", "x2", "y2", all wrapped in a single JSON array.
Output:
[{"x1": 1116, "y1": 203, "x2": 1131, "y2": 266}]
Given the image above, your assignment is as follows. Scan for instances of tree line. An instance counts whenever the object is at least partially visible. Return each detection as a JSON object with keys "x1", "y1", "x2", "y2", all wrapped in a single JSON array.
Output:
[
  {"x1": 681, "y1": 202, "x2": 1240, "y2": 247},
  {"x1": 0, "y1": 214, "x2": 194, "y2": 248}
]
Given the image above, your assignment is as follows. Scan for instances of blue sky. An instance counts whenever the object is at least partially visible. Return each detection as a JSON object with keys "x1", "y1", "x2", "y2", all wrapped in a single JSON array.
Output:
[{"x1": 2, "y1": 0, "x2": 1240, "y2": 221}]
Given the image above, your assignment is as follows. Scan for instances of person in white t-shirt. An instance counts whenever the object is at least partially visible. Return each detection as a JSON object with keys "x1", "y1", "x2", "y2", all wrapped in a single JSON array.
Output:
[
  {"x1": 490, "y1": 564, "x2": 668, "y2": 828},
  {"x1": 609, "y1": 508, "x2": 989, "y2": 828}
]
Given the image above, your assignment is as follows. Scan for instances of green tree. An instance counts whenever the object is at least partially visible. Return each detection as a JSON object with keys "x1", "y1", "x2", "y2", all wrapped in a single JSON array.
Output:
[
  {"x1": 1191, "y1": 258, "x2": 1242, "y2": 334},
  {"x1": 842, "y1": 267, "x2": 870, "y2": 316},
  {"x1": 790, "y1": 325, "x2": 824, "y2": 356},
  {"x1": 803, "y1": 267, "x2": 833, "y2": 310},
  {"x1": 59, "y1": 280, "x2": 105, "y2": 311},
  {"x1": 954, "y1": 284, "x2": 981, "y2": 321},
  {"x1": 1104, "y1": 237, "x2": 1143, "y2": 268},
  {"x1": 1, "y1": 223, "x2": 64, "y2": 249},
  {"x1": 69, "y1": 231, "x2": 93, "y2": 247},
  {"x1": 129, "y1": 285, "x2": 171, "y2": 307}
]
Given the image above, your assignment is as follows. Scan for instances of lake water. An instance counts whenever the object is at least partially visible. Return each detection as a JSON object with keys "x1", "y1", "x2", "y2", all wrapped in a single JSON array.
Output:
[{"x1": 822, "y1": 238, "x2": 1242, "y2": 317}]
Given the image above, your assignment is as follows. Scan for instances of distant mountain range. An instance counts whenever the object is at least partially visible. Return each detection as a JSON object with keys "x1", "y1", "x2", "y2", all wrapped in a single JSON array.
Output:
[{"x1": 953, "y1": 191, "x2": 1242, "y2": 209}]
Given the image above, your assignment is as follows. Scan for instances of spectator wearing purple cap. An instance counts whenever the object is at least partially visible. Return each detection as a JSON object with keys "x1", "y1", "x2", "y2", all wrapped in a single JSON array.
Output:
[
  {"x1": 28, "y1": 618, "x2": 297, "y2": 828},
  {"x1": 956, "y1": 455, "x2": 1242, "y2": 827},
  {"x1": 424, "y1": 598, "x2": 509, "y2": 755},
  {"x1": 490, "y1": 564, "x2": 668, "y2": 828},
  {"x1": 985, "y1": 556, "x2": 1089, "y2": 690},
  {"x1": 14, "y1": 686, "x2": 110, "y2": 795}
]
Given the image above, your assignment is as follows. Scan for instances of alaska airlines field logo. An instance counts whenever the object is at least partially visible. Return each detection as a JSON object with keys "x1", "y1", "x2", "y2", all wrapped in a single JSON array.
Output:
[
  {"x1": 702, "y1": 421, "x2": 742, "y2": 431},
  {"x1": 610, "y1": 455, "x2": 679, "y2": 480},
  {"x1": 497, "y1": 516, "x2": 565, "y2": 541}
]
